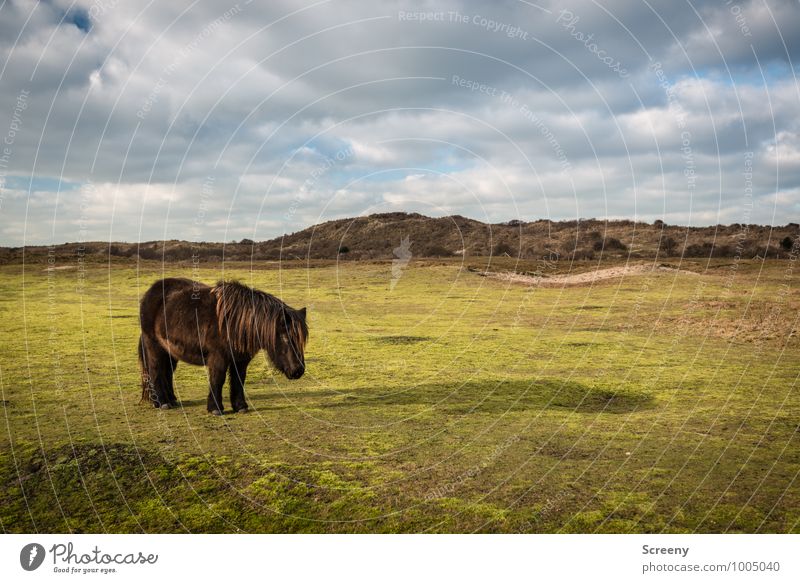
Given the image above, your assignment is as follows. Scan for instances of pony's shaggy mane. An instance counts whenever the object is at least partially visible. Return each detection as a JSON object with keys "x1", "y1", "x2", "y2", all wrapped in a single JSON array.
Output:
[{"x1": 211, "y1": 280, "x2": 308, "y2": 358}]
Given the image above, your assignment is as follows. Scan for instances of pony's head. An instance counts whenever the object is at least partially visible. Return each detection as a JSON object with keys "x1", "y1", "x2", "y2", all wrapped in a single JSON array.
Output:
[
  {"x1": 272, "y1": 305, "x2": 308, "y2": 379},
  {"x1": 213, "y1": 281, "x2": 308, "y2": 379}
]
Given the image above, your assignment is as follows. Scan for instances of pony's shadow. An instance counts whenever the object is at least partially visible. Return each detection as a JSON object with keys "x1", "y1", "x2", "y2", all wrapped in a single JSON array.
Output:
[
  {"x1": 168, "y1": 391, "x2": 329, "y2": 411},
  {"x1": 242, "y1": 379, "x2": 654, "y2": 415}
]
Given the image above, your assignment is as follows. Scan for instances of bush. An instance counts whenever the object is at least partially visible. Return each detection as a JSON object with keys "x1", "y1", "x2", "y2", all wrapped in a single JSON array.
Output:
[
  {"x1": 660, "y1": 237, "x2": 678, "y2": 256},
  {"x1": 682, "y1": 241, "x2": 735, "y2": 258},
  {"x1": 137, "y1": 247, "x2": 160, "y2": 260},
  {"x1": 423, "y1": 244, "x2": 452, "y2": 257},
  {"x1": 493, "y1": 242, "x2": 515, "y2": 256},
  {"x1": 570, "y1": 248, "x2": 595, "y2": 260},
  {"x1": 593, "y1": 237, "x2": 627, "y2": 252}
]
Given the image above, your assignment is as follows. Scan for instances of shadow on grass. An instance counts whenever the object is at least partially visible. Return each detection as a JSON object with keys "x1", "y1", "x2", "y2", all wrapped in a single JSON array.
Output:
[
  {"x1": 373, "y1": 335, "x2": 430, "y2": 345},
  {"x1": 243, "y1": 379, "x2": 654, "y2": 415},
  {"x1": 0, "y1": 442, "x2": 371, "y2": 533}
]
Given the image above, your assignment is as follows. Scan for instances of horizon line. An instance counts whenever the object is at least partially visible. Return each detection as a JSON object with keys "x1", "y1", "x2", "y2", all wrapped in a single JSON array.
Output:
[{"x1": 2, "y1": 212, "x2": 797, "y2": 248}]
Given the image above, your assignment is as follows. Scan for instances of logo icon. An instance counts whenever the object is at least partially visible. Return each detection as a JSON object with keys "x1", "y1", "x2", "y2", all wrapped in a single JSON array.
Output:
[
  {"x1": 390, "y1": 235, "x2": 412, "y2": 291},
  {"x1": 20, "y1": 543, "x2": 45, "y2": 571}
]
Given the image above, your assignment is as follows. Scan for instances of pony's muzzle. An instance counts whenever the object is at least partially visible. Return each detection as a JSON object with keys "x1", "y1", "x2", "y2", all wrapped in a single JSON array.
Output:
[{"x1": 288, "y1": 366, "x2": 305, "y2": 380}]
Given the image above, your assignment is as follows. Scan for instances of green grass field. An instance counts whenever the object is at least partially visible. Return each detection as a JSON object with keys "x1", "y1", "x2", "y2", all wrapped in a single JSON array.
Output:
[{"x1": 1, "y1": 258, "x2": 798, "y2": 533}]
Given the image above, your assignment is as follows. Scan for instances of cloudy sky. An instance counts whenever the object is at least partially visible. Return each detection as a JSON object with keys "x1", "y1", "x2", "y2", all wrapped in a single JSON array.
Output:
[{"x1": 0, "y1": 0, "x2": 798, "y2": 244}]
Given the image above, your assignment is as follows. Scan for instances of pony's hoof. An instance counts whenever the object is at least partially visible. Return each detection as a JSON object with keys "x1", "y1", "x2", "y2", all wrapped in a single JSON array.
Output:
[
  {"x1": 209, "y1": 409, "x2": 223, "y2": 416},
  {"x1": 235, "y1": 407, "x2": 249, "y2": 414},
  {"x1": 159, "y1": 403, "x2": 171, "y2": 410}
]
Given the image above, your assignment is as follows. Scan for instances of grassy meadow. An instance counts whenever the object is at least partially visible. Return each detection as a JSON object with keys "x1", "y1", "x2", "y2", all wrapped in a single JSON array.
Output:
[{"x1": 1, "y1": 257, "x2": 798, "y2": 533}]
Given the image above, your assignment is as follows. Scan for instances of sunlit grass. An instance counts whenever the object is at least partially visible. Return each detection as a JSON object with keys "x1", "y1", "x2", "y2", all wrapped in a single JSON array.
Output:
[{"x1": 1, "y1": 258, "x2": 798, "y2": 532}]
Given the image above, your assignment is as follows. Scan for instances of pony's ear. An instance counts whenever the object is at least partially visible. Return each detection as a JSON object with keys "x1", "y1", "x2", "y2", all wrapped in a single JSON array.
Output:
[{"x1": 299, "y1": 307, "x2": 307, "y2": 319}]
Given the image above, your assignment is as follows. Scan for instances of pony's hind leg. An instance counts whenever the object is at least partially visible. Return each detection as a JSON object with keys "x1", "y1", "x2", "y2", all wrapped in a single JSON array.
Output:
[
  {"x1": 166, "y1": 356, "x2": 179, "y2": 406},
  {"x1": 229, "y1": 359, "x2": 251, "y2": 413},
  {"x1": 140, "y1": 334, "x2": 173, "y2": 409}
]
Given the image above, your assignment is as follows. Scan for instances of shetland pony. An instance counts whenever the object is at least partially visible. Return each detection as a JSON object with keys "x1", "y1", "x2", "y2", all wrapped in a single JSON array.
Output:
[{"x1": 138, "y1": 278, "x2": 307, "y2": 414}]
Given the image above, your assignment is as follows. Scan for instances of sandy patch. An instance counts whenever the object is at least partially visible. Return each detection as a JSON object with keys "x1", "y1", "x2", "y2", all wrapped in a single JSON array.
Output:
[{"x1": 474, "y1": 263, "x2": 698, "y2": 287}]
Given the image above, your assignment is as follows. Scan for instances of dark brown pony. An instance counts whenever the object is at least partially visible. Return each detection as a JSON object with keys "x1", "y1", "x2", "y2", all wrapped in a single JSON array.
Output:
[{"x1": 138, "y1": 278, "x2": 307, "y2": 414}]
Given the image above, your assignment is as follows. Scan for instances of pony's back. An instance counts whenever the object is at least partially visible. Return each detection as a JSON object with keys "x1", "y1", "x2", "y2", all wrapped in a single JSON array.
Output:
[{"x1": 139, "y1": 278, "x2": 200, "y2": 335}]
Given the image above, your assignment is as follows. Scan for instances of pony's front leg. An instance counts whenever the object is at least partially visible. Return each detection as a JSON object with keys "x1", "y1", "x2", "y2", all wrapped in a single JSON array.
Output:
[
  {"x1": 206, "y1": 356, "x2": 228, "y2": 415},
  {"x1": 229, "y1": 359, "x2": 250, "y2": 413}
]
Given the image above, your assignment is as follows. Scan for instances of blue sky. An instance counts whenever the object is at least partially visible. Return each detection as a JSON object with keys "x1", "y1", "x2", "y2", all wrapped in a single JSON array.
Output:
[{"x1": 0, "y1": 0, "x2": 798, "y2": 244}]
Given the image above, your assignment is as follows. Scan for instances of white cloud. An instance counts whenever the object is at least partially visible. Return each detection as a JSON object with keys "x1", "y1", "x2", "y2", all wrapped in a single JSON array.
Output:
[{"x1": 0, "y1": 0, "x2": 798, "y2": 244}]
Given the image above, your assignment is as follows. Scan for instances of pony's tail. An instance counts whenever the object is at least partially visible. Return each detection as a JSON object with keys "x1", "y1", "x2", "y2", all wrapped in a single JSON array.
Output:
[{"x1": 138, "y1": 335, "x2": 151, "y2": 404}]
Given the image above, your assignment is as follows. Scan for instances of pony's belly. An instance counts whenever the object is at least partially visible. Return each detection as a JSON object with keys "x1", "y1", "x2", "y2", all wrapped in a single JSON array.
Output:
[{"x1": 157, "y1": 337, "x2": 207, "y2": 366}]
